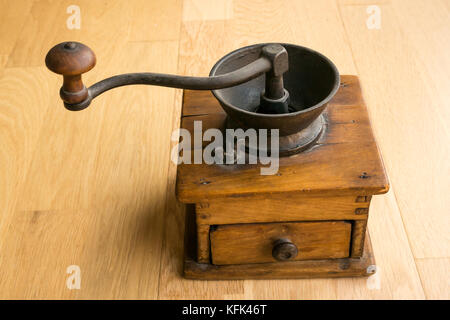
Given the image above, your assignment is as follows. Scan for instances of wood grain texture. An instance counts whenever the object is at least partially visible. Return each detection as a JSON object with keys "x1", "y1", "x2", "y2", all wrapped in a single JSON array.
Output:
[
  {"x1": 7, "y1": 0, "x2": 132, "y2": 67},
  {"x1": 186, "y1": 219, "x2": 373, "y2": 280},
  {"x1": 0, "y1": 0, "x2": 32, "y2": 58},
  {"x1": 210, "y1": 221, "x2": 351, "y2": 265},
  {"x1": 177, "y1": 76, "x2": 389, "y2": 202},
  {"x1": 415, "y1": 258, "x2": 450, "y2": 300},
  {"x1": 0, "y1": 67, "x2": 54, "y2": 227},
  {"x1": 196, "y1": 223, "x2": 210, "y2": 263},
  {"x1": 128, "y1": 0, "x2": 182, "y2": 42},
  {"x1": 0, "y1": 0, "x2": 446, "y2": 299},
  {"x1": 351, "y1": 220, "x2": 367, "y2": 258},
  {"x1": 181, "y1": 86, "x2": 376, "y2": 269},
  {"x1": 0, "y1": 38, "x2": 179, "y2": 297},
  {"x1": 196, "y1": 194, "x2": 369, "y2": 225},
  {"x1": 339, "y1": 0, "x2": 450, "y2": 259},
  {"x1": 183, "y1": 0, "x2": 233, "y2": 22}
]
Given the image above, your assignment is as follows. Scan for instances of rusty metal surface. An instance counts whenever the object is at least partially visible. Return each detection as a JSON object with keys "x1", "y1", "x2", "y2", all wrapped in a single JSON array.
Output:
[{"x1": 210, "y1": 43, "x2": 340, "y2": 137}]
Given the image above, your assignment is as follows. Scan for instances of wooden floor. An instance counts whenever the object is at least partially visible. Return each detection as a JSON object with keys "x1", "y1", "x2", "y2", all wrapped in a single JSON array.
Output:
[{"x1": 0, "y1": 0, "x2": 448, "y2": 299}]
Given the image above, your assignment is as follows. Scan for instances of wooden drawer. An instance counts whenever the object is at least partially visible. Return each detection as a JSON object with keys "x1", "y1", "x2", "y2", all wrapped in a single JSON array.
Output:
[{"x1": 210, "y1": 221, "x2": 351, "y2": 265}]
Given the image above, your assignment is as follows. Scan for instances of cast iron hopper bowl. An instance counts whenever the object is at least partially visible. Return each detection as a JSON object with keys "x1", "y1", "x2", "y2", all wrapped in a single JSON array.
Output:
[{"x1": 210, "y1": 43, "x2": 340, "y2": 155}]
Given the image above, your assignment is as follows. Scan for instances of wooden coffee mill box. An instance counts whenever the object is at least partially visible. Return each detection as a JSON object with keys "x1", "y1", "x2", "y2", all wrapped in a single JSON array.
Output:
[{"x1": 46, "y1": 42, "x2": 388, "y2": 280}]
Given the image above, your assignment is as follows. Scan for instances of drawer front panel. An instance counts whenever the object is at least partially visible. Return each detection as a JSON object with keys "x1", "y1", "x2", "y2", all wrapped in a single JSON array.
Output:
[{"x1": 210, "y1": 221, "x2": 351, "y2": 265}]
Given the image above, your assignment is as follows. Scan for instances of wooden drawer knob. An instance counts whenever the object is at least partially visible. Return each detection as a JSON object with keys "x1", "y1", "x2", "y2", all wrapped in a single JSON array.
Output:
[{"x1": 272, "y1": 239, "x2": 298, "y2": 261}]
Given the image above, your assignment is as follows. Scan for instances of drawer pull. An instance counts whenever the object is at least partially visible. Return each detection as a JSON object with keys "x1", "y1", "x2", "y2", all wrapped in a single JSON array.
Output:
[{"x1": 272, "y1": 239, "x2": 298, "y2": 261}]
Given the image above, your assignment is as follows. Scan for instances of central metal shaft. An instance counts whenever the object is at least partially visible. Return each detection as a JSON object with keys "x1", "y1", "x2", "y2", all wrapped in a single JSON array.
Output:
[{"x1": 259, "y1": 44, "x2": 290, "y2": 114}]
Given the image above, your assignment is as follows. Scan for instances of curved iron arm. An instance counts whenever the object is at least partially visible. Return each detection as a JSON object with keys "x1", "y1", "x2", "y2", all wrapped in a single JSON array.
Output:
[
  {"x1": 90, "y1": 57, "x2": 271, "y2": 97},
  {"x1": 45, "y1": 42, "x2": 288, "y2": 111},
  {"x1": 65, "y1": 57, "x2": 272, "y2": 111}
]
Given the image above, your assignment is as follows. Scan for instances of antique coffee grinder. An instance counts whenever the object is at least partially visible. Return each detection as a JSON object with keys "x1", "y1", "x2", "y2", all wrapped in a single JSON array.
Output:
[{"x1": 46, "y1": 42, "x2": 388, "y2": 279}]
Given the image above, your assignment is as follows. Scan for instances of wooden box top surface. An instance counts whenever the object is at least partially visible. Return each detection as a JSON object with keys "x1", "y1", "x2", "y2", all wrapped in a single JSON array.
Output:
[{"x1": 176, "y1": 75, "x2": 389, "y2": 202}]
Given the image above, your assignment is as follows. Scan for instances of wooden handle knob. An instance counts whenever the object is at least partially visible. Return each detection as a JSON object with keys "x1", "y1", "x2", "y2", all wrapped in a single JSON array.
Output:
[
  {"x1": 45, "y1": 41, "x2": 96, "y2": 105},
  {"x1": 272, "y1": 239, "x2": 298, "y2": 261}
]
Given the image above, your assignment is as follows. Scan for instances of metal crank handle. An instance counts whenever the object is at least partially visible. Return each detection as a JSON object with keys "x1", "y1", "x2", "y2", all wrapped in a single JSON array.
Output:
[{"x1": 45, "y1": 42, "x2": 288, "y2": 111}]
